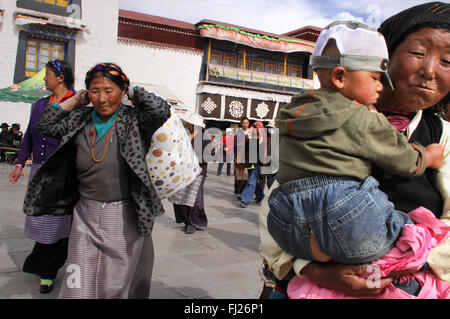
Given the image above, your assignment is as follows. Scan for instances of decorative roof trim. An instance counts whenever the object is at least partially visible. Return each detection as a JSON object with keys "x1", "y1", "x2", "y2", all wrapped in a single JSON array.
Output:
[
  {"x1": 197, "y1": 23, "x2": 315, "y2": 53},
  {"x1": 197, "y1": 82, "x2": 292, "y2": 103},
  {"x1": 119, "y1": 17, "x2": 200, "y2": 38},
  {"x1": 118, "y1": 37, "x2": 203, "y2": 55},
  {"x1": 119, "y1": 9, "x2": 197, "y2": 31}
]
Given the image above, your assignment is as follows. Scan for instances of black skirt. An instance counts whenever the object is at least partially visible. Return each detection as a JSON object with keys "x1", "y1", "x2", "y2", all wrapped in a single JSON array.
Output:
[{"x1": 22, "y1": 238, "x2": 69, "y2": 279}]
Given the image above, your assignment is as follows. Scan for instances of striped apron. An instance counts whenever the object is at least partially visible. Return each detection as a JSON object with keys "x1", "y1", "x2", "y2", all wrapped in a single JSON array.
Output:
[
  {"x1": 58, "y1": 197, "x2": 144, "y2": 299},
  {"x1": 24, "y1": 163, "x2": 72, "y2": 244}
]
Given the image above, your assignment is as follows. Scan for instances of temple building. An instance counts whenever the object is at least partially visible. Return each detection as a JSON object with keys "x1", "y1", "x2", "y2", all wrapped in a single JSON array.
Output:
[
  {"x1": 0, "y1": 0, "x2": 321, "y2": 129},
  {"x1": 195, "y1": 20, "x2": 319, "y2": 128},
  {"x1": 117, "y1": 11, "x2": 321, "y2": 128}
]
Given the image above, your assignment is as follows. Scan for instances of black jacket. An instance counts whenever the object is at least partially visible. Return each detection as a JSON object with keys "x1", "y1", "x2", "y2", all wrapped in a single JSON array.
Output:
[{"x1": 23, "y1": 87, "x2": 171, "y2": 236}]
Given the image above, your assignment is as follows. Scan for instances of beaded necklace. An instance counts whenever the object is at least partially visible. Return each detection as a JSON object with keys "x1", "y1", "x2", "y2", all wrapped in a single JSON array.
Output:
[{"x1": 90, "y1": 113, "x2": 118, "y2": 163}]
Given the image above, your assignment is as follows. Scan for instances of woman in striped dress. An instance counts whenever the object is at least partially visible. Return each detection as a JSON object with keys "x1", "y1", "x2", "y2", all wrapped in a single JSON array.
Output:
[
  {"x1": 9, "y1": 60, "x2": 75, "y2": 294},
  {"x1": 25, "y1": 63, "x2": 170, "y2": 298}
]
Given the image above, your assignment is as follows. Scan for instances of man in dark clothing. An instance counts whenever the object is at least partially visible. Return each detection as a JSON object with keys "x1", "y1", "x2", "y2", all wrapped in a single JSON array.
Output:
[{"x1": 0, "y1": 123, "x2": 14, "y2": 162}]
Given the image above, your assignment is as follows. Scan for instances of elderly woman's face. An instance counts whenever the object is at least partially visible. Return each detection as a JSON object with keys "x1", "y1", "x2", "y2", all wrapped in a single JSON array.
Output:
[
  {"x1": 387, "y1": 27, "x2": 450, "y2": 112},
  {"x1": 88, "y1": 76, "x2": 125, "y2": 122}
]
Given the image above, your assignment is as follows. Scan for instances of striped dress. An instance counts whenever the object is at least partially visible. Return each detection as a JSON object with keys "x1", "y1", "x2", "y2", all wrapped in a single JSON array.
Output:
[
  {"x1": 58, "y1": 198, "x2": 144, "y2": 299},
  {"x1": 24, "y1": 164, "x2": 72, "y2": 244},
  {"x1": 57, "y1": 123, "x2": 145, "y2": 299}
]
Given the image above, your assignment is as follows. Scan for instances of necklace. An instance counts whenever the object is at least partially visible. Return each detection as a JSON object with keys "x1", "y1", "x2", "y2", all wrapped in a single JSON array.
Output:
[{"x1": 90, "y1": 114, "x2": 118, "y2": 163}]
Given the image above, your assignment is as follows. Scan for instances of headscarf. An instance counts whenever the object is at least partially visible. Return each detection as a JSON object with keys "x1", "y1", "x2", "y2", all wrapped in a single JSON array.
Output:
[
  {"x1": 85, "y1": 63, "x2": 130, "y2": 91},
  {"x1": 47, "y1": 60, "x2": 65, "y2": 77},
  {"x1": 85, "y1": 63, "x2": 130, "y2": 141},
  {"x1": 378, "y1": 2, "x2": 450, "y2": 113},
  {"x1": 46, "y1": 60, "x2": 75, "y2": 91}
]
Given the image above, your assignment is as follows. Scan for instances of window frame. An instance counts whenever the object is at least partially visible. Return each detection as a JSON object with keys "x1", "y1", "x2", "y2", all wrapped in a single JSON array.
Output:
[
  {"x1": 209, "y1": 49, "x2": 223, "y2": 65},
  {"x1": 290, "y1": 64, "x2": 303, "y2": 78},
  {"x1": 14, "y1": 30, "x2": 75, "y2": 84},
  {"x1": 24, "y1": 36, "x2": 66, "y2": 77},
  {"x1": 223, "y1": 52, "x2": 235, "y2": 68}
]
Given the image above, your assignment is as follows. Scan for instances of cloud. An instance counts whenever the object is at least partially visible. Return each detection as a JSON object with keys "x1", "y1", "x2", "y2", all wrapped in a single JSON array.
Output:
[
  {"x1": 118, "y1": 0, "x2": 436, "y2": 34},
  {"x1": 334, "y1": 11, "x2": 365, "y2": 22}
]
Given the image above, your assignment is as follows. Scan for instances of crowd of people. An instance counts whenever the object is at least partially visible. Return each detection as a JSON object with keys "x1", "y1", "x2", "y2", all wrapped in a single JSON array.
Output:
[
  {"x1": 4, "y1": 1, "x2": 450, "y2": 299},
  {"x1": 0, "y1": 122, "x2": 22, "y2": 163}
]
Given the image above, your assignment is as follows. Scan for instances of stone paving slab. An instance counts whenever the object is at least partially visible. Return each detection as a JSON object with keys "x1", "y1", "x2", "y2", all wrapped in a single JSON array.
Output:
[{"x1": 0, "y1": 162, "x2": 265, "y2": 299}]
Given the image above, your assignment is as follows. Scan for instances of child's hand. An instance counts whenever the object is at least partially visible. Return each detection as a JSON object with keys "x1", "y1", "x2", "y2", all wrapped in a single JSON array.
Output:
[{"x1": 425, "y1": 143, "x2": 444, "y2": 169}]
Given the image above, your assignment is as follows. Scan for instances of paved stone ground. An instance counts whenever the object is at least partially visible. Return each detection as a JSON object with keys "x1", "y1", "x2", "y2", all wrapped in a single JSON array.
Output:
[{"x1": 0, "y1": 162, "x2": 265, "y2": 299}]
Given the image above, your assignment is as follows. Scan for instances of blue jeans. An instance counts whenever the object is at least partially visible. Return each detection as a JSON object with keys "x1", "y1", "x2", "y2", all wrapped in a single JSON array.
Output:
[
  {"x1": 267, "y1": 175, "x2": 413, "y2": 264},
  {"x1": 241, "y1": 166, "x2": 265, "y2": 204},
  {"x1": 217, "y1": 162, "x2": 232, "y2": 175}
]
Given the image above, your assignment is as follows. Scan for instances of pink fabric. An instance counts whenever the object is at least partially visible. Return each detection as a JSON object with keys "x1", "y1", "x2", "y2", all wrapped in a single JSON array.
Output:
[
  {"x1": 376, "y1": 107, "x2": 414, "y2": 132},
  {"x1": 384, "y1": 115, "x2": 411, "y2": 132},
  {"x1": 288, "y1": 207, "x2": 450, "y2": 299}
]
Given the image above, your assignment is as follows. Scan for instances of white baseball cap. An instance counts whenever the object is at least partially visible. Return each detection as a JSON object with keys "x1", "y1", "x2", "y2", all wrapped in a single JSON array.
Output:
[{"x1": 310, "y1": 21, "x2": 394, "y2": 90}]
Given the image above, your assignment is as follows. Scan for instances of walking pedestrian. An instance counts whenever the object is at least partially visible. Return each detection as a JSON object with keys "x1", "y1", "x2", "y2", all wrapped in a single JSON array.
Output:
[
  {"x1": 170, "y1": 113, "x2": 209, "y2": 234},
  {"x1": 240, "y1": 121, "x2": 267, "y2": 208},
  {"x1": 24, "y1": 62, "x2": 171, "y2": 298},
  {"x1": 258, "y1": 120, "x2": 277, "y2": 192},
  {"x1": 9, "y1": 60, "x2": 75, "y2": 294},
  {"x1": 217, "y1": 128, "x2": 234, "y2": 176},
  {"x1": 234, "y1": 117, "x2": 250, "y2": 196}
]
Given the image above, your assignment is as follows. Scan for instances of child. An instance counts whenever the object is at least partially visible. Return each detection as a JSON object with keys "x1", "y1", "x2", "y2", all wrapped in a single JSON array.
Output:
[{"x1": 267, "y1": 21, "x2": 444, "y2": 295}]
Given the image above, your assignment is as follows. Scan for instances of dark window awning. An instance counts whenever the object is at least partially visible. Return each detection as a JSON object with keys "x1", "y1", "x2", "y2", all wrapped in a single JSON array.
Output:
[{"x1": 14, "y1": 11, "x2": 88, "y2": 32}]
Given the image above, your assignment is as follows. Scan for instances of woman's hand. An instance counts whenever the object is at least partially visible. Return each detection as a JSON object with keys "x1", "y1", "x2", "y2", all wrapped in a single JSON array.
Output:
[
  {"x1": 300, "y1": 262, "x2": 393, "y2": 296},
  {"x1": 9, "y1": 166, "x2": 23, "y2": 184},
  {"x1": 59, "y1": 89, "x2": 90, "y2": 111},
  {"x1": 127, "y1": 86, "x2": 137, "y2": 106}
]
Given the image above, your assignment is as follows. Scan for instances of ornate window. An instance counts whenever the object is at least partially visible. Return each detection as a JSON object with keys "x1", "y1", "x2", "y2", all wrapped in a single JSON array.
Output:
[
  {"x1": 277, "y1": 62, "x2": 285, "y2": 75},
  {"x1": 223, "y1": 52, "x2": 235, "y2": 67},
  {"x1": 35, "y1": 0, "x2": 69, "y2": 7},
  {"x1": 236, "y1": 55, "x2": 244, "y2": 69},
  {"x1": 252, "y1": 58, "x2": 264, "y2": 72},
  {"x1": 245, "y1": 57, "x2": 251, "y2": 71},
  {"x1": 210, "y1": 49, "x2": 222, "y2": 65},
  {"x1": 14, "y1": 25, "x2": 75, "y2": 83},
  {"x1": 25, "y1": 37, "x2": 65, "y2": 77},
  {"x1": 266, "y1": 61, "x2": 277, "y2": 74},
  {"x1": 291, "y1": 64, "x2": 302, "y2": 78}
]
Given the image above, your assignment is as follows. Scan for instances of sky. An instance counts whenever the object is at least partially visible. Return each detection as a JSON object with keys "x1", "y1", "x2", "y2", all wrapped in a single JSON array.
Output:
[{"x1": 118, "y1": 0, "x2": 437, "y2": 34}]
